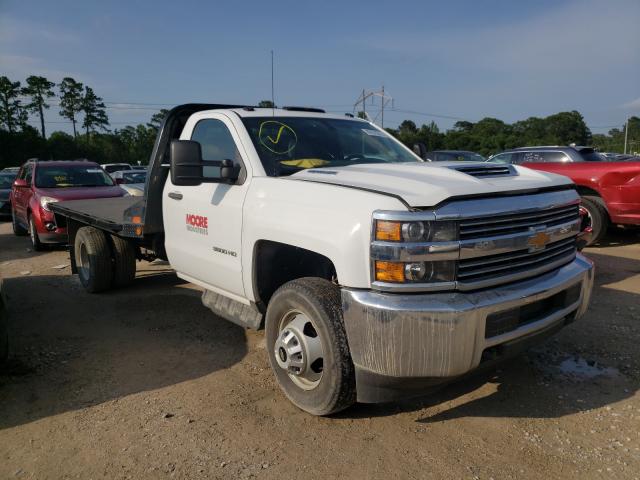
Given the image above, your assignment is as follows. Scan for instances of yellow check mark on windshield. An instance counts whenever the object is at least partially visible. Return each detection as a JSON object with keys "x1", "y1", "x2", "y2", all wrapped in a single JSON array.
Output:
[{"x1": 266, "y1": 125, "x2": 287, "y2": 144}]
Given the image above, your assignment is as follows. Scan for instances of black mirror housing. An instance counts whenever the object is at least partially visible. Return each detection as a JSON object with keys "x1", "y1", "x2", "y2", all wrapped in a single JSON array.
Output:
[
  {"x1": 220, "y1": 159, "x2": 240, "y2": 182},
  {"x1": 412, "y1": 142, "x2": 427, "y2": 160},
  {"x1": 170, "y1": 140, "x2": 203, "y2": 186}
]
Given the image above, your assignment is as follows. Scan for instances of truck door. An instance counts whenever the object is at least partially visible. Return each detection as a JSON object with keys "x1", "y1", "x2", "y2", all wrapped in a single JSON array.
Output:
[{"x1": 163, "y1": 113, "x2": 250, "y2": 300}]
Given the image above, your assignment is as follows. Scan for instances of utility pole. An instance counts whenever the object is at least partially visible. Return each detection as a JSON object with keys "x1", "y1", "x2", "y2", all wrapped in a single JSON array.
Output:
[
  {"x1": 381, "y1": 85, "x2": 385, "y2": 128},
  {"x1": 624, "y1": 117, "x2": 629, "y2": 154},
  {"x1": 353, "y1": 87, "x2": 393, "y2": 127}
]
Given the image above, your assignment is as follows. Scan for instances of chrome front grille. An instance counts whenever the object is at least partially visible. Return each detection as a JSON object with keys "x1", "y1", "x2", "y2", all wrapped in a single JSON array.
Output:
[
  {"x1": 458, "y1": 237, "x2": 577, "y2": 288},
  {"x1": 371, "y1": 189, "x2": 582, "y2": 293},
  {"x1": 459, "y1": 204, "x2": 579, "y2": 239}
]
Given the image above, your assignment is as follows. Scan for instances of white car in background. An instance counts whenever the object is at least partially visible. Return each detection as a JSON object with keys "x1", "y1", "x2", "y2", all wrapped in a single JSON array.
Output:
[
  {"x1": 110, "y1": 170, "x2": 146, "y2": 196},
  {"x1": 102, "y1": 163, "x2": 132, "y2": 174}
]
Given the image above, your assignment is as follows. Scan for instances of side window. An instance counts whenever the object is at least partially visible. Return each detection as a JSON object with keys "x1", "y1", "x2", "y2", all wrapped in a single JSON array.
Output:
[
  {"x1": 521, "y1": 151, "x2": 545, "y2": 163},
  {"x1": 541, "y1": 151, "x2": 570, "y2": 163},
  {"x1": 25, "y1": 165, "x2": 33, "y2": 184},
  {"x1": 191, "y1": 119, "x2": 241, "y2": 179}
]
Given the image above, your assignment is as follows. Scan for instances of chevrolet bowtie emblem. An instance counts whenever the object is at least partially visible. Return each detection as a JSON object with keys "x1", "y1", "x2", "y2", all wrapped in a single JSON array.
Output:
[{"x1": 527, "y1": 230, "x2": 550, "y2": 252}]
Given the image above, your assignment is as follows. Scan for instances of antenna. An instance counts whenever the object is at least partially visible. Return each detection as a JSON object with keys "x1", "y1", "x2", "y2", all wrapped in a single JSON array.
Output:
[{"x1": 271, "y1": 50, "x2": 275, "y2": 116}]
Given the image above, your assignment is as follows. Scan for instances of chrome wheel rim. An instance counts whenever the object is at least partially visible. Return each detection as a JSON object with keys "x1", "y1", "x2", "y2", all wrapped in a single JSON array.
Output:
[
  {"x1": 579, "y1": 205, "x2": 594, "y2": 232},
  {"x1": 274, "y1": 310, "x2": 324, "y2": 390}
]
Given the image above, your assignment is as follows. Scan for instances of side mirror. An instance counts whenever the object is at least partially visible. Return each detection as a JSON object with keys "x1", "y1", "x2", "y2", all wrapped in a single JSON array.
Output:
[
  {"x1": 412, "y1": 142, "x2": 427, "y2": 160},
  {"x1": 13, "y1": 178, "x2": 28, "y2": 188},
  {"x1": 170, "y1": 140, "x2": 203, "y2": 186},
  {"x1": 219, "y1": 159, "x2": 240, "y2": 183}
]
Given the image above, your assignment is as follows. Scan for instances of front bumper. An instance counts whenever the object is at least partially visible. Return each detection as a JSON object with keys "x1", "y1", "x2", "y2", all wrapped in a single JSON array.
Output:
[
  {"x1": 0, "y1": 200, "x2": 10, "y2": 216},
  {"x1": 341, "y1": 254, "x2": 594, "y2": 403}
]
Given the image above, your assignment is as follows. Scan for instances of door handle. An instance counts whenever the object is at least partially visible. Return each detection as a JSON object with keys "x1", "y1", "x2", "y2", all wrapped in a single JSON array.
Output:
[{"x1": 168, "y1": 191, "x2": 183, "y2": 200}]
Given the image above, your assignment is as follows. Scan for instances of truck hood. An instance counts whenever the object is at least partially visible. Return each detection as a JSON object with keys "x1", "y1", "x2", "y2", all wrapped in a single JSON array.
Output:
[{"x1": 291, "y1": 162, "x2": 573, "y2": 207}]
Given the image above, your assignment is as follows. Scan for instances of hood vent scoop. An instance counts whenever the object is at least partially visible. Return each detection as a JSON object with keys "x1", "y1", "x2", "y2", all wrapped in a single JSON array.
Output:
[{"x1": 448, "y1": 163, "x2": 517, "y2": 178}]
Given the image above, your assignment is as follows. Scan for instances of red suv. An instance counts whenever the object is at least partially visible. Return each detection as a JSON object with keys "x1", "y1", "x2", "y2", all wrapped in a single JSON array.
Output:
[{"x1": 10, "y1": 160, "x2": 126, "y2": 250}]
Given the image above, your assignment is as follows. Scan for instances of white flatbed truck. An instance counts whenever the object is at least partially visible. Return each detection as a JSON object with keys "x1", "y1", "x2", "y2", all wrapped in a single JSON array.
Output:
[{"x1": 51, "y1": 104, "x2": 594, "y2": 415}]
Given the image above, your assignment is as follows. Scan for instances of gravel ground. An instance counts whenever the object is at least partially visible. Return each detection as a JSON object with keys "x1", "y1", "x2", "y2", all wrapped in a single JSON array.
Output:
[{"x1": 1, "y1": 220, "x2": 639, "y2": 479}]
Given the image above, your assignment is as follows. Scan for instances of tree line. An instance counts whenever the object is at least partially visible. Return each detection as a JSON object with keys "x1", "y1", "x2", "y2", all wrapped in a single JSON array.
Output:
[
  {"x1": 0, "y1": 75, "x2": 108, "y2": 138},
  {"x1": 384, "y1": 112, "x2": 640, "y2": 157},
  {"x1": 0, "y1": 73, "x2": 638, "y2": 170}
]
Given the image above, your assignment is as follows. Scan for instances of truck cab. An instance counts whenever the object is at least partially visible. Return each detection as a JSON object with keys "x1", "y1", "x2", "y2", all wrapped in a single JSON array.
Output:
[{"x1": 51, "y1": 104, "x2": 594, "y2": 415}]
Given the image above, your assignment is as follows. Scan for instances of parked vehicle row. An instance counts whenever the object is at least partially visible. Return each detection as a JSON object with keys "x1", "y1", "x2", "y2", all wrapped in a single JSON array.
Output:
[
  {"x1": 488, "y1": 146, "x2": 640, "y2": 245},
  {"x1": 9, "y1": 160, "x2": 127, "y2": 250},
  {"x1": 110, "y1": 170, "x2": 147, "y2": 196},
  {"x1": 0, "y1": 170, "x2": 17, "y2": 218}
]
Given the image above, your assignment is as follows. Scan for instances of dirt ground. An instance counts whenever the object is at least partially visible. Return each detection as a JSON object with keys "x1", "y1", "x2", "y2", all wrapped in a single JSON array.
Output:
[{"x1": 0, "y1": 220, "x2": 639, "y2": 480}]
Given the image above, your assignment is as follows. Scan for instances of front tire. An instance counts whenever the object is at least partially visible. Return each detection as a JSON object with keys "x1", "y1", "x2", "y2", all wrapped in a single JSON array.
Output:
[
  {"x1": 74, "y1": 227, "x2": 113, "y2": 293},
  {"x1": 12, "y1": 208, "x2": 27, "y2": 236},
  {"x1": 29, "y1": 215, "x2": 44, "y2": 251},
  {"x1": 580, "y1": 196, "x2": 609, "y2": 246},
  {"x1": 265, "y1": 277, "x2": 356, "y2": 416}
]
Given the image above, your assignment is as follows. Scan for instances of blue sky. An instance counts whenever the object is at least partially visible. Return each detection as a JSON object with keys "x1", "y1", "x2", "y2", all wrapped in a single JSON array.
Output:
[{"x1": 1, "y1": 0, "x2": 638, "y2": 135}]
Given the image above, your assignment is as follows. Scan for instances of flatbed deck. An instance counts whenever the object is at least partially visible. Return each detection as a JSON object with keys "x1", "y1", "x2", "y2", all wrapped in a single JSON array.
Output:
[{"x1": 51, "y1": 197, "x2": 144, "y2": 233}]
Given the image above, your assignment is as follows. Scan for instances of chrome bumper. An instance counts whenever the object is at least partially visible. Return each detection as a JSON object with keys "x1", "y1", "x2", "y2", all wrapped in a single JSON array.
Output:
[{"x1": 342, "y1": 254, "x2": 594, "y2": 387}]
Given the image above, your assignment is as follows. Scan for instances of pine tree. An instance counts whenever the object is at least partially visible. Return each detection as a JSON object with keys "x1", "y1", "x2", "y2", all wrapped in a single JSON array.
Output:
[
  {"x1": 21, "y1": 75, "x2": 56, "y2": 138},
  {"x1": 0, "y1": 76, "x2": 25, "y2": 133},
  {"x1": 59, "y1": 77, "x2": 84, "y2": 137},
  {"x1": 81, "y1": 86, "x2": 109, "y2": 136}
]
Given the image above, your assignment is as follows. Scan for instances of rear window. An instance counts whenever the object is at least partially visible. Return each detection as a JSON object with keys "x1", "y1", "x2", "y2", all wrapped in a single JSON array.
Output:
[
  {"x1": 122, "y1": 172, "x2": 146, "y2": 184},
  {"x1": 578, "y1": 149, "x2": 605, "y2": 162},
  {"x1": 35, "y1": 165, "x2": 115, "y2": 188},
  {"x1": 104, "y1": 164, "x2": 132, "y2": 173}
]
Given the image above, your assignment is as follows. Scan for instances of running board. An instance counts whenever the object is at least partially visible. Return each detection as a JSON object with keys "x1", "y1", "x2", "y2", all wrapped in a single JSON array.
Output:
[{"x1": 201, "y1": 289, "x2": 263, "y2": 329}]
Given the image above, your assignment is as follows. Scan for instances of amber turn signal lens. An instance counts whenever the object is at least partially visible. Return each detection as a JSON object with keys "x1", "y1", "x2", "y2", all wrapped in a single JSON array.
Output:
[
  {"x1": 375, "y1": 261, "x2": 405, "y2": 283},
  {"x1": 375, "y1": 220, "x2": 401, "y2": 241}
]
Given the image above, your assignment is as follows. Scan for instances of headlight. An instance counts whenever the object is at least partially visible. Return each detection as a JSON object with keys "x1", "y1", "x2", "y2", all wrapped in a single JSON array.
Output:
[
  {"x1": 374, "y1": 260, "x2": 456, "y2": 283},
  {"x1": 39, "y1": 196, "x2": 58, "y2": 212},
  {"x1": 372, "y1": 215, "x2": 460, "y2": 289},
  {"x1": 375, "y1": 220, "x2": 457, "y2": 242}
]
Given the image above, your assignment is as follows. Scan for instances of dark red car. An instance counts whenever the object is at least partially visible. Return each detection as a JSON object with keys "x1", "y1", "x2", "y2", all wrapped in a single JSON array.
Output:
[
  {"x1": 10, "y1": 160, "x2": 126, "y2": 250},
  {"x1": 490, "y1": 146, "x2": 640, "y2": 244}
]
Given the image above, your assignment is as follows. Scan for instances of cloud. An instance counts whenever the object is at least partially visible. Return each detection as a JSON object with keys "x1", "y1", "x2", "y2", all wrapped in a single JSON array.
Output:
[
  {"x1": 0, "y1": 16, "x2": 79, "y2": 45},
  {"x1": 622, "y1": 98, "x2": 640, "y2": 110},
  {"x1": 0, "y1": 53, "x2": 91, "y2": 84},
  {"x1": 359, "y1": 0, "x2": 640, "y2": 75}
]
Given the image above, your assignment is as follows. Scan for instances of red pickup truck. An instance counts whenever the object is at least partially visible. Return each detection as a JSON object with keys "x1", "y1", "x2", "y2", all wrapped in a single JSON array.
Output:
[{"x1": 489, "y1": 146, "x2": 640, "y2": 245}]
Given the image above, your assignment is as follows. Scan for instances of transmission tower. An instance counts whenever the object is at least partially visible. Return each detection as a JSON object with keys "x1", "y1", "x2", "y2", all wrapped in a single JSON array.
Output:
[{"x1": 353, "y1": 86, "x2": 394, "y2": 128}]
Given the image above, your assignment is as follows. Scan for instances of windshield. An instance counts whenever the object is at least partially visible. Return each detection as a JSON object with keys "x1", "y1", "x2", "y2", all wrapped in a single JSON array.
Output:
[
  {"x1": 241, "y1": 117, "x2": 420, "y2": 176},
  {"x1": 35, "y1": 165, "x2": 115, "y2": 188},
  {"x1": 122, "y1": 172, "x2": 146, "y2": 184},
  {"x1": 0, "y1": 173, "x2": 16, "y2": 188}
]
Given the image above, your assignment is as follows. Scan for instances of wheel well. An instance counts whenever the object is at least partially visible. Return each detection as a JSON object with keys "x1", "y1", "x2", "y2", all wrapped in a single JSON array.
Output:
[
  {"x1": 253, "y1": 240, "x2": 337, "y2": 311},
  {"x1": 575, "y1": 185, "x2": 601, "y2": 198}
]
